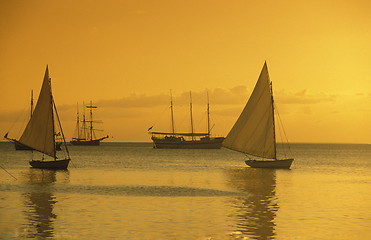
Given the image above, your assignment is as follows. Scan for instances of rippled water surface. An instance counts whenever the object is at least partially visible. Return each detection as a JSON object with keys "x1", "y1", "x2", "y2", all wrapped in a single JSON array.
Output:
[{"x1": 0, "y1": 142, "x2": 370, "y2": 239}]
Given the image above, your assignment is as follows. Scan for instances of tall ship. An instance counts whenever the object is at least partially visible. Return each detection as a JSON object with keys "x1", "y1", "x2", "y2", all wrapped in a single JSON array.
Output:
[
  {"x1": 70, "y1": 101, "x2": 109, "y2": 146},
  {"x1": 149, "y1": 91, "x2": 225, "y2": 149}
]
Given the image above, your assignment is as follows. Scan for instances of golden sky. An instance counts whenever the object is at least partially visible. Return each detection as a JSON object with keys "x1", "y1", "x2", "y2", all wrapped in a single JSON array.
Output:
[{"x1": 0, "y1": 0, "x2": 370, "y2": 143}]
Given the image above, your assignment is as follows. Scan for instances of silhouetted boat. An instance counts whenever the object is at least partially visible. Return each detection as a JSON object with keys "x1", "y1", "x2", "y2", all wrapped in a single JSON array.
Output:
[
  {"x1": 150, "y1": 91, "x2": 224, "y2": 149},
  {"x1": 223, "y1": 62, "x2": 294, "y2": 169},
  {"x1": 7, "y1": 66, "x2": 71, "y2": 169},
  {"x1": 70, "y1": 101, "x2": 108, "y2": 146},
  {"x1": 4, "y1": 91, "x2": 62, "y2": 151}
]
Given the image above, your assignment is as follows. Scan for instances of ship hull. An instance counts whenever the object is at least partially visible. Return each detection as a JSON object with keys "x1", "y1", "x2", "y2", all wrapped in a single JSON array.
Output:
[
  {"x1": 152, "y1": 137, "x2": 225, "y2": 149},
  {"x1": 70, "y1": 139, "x2": 101, "y2": 146},
  {"x1": 245, "y1": 158, "x2": 294, "y2": 169},
  {"x1": 29, "y1": 159, "x2": 70, "y2": 169}
]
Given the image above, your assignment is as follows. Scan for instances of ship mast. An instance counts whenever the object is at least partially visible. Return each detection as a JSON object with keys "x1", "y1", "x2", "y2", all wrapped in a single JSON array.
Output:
[
  {"x1": 86, "y1": 101, "x2": 97, "y2": 141},
  {"x1": 207, "y1": 91, "x2": 210, "y2": 136},
  {"x1": 76, "y1": 103, "x2": 80, "y2": 139},
  {"x1": 189, "y1": 91, "x2": 194, "y2": 140},
  {"x1": 270, "y1": 82, "x2": 277, "y2": 160},
  {"x1": 49, "y1": 77, "x2": 56, "y2": 160},
  {"x1": 30, "y1": 90, "x2": 34, "y2": 117},
  {"x1": 170, "y1": 90, "x2": 175, "y2": 136}
]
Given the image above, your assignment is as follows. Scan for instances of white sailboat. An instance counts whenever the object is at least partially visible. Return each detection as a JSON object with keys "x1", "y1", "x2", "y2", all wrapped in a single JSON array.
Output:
[
  {"x1": 17, "y1": 66, "x2": 71, "y2": 169},
  {"x1": 222, "y1": 62, "x2": 293, "y2": 169}
]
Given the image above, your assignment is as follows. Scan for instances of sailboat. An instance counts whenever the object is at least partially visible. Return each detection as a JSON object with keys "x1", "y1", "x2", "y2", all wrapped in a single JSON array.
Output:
[
  {"x1": 4, "y1": 90, "x2": 62, "y2": 151},
  {"x1": 70, "y1": 101, "x2": 109, "y2": 146},
  {"x1": 149, "y1": 91, "x2": 225, "y2": 149},
  {"x1": 8, "y1": 66, "x2": 70, "y2": 169},
  {"x1": 222, "y1": 62, "x2": 294, "y2": 169}
]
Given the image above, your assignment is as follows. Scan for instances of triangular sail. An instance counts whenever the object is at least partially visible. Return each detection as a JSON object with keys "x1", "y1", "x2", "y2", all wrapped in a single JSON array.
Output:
[
  {"x1": 223, "y1": 62, "x2": 276, "y2": 159},
  {"x1": 19, "y1": 66, "x2": 55, "y2": 158}
]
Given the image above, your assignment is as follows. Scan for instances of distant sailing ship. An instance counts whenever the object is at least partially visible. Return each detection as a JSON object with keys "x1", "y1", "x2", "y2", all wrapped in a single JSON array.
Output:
[
  {"x1": 70, "y1": 101, "x2": 109, "y2": 146},
  {"x1": 150, "y1": 91, "x2": 225, "y2": 149},
  {"x1": 5, "y1": 87, "x2": 62, "y2": 151},
  {"x1": 223, "y1": 62, "x2": 294, "y2": 169},
  {"x1": 6, "y1": 66, "x2": 71, "y2": 169}
]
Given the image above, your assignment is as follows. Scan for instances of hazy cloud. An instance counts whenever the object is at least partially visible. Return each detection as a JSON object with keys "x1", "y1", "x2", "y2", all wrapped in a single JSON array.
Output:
[{"x1": 275, "y1": 89, "x2": 337, "y2": 104}]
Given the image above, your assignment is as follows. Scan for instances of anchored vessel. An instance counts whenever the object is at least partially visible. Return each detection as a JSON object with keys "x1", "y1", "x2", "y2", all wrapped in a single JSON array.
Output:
[
  {"x1": 4, "y1": 90, "x2": 62, "y2": 151},
  {"x1": 222, "y1": 62, "x2": 294, "y2": 169},
  {"x1": 70, "y1": 101, "x2": 108, "y2": 146},
  {"x1": 150, "y1": 91, "x2": 224, "y2": 149},
  {"x1": 6, "y1": 66, "x2": 71, "y2": 169}
]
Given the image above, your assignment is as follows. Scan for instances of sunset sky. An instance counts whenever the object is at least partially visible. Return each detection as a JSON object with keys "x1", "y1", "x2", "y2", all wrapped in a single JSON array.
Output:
[{"x1": 1, "y1": 0, "x2": 370, "y2": 143}]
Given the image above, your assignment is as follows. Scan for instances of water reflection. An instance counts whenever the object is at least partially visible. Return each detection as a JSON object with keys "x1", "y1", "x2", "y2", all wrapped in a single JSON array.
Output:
[
  {"x1": 21, "y1": 169, "x2": 69, "y2": 239},
  {"x1": 226, "y1": 168, "x2": 277, "y2": 240}
]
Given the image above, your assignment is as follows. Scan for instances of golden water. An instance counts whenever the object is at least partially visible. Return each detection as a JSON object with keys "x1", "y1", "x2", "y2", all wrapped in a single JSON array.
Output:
[{"x1": 1, "y1": 143, "x2": 370, "y2": 239}]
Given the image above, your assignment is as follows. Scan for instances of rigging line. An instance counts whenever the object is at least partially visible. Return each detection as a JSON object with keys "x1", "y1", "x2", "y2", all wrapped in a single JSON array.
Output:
[
  {"x1": 151, "y1": 104, "x2": 168, "y2": 130},
  {"x1": 52, "y1": 99, "x2": 71, "y2": 159},
  {"x1": 276, "y1": 113, "x2": 287, "y2": 158},
  {"x1": 0, "y1": 164, "x2": 17, "y2": 180},
  {"x1": 274, "y1": 102, "x2": 292, "y2": 155}
]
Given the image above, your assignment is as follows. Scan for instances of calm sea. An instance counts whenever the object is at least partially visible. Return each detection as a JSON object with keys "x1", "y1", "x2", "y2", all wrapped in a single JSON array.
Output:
[{"x1": 0, "y1": 142, "x2": 370, "y2": 239}]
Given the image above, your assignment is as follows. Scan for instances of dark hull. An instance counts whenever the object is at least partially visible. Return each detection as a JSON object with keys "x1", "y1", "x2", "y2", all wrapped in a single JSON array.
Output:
[
  {"x1": 70, "y1": 139, "x2": 101, "y2": 146},
  {"x1": 29, "y1": 159, "x2": 70, "y2": 169},
  {"x1": 245, "y1": 158, "x2": 294, "y2": 169},
  {"x1": 15, "y1": 141, "x2": 62, "y2": 151},
  {"x1": 152, "y1": 137, "x2": 225, "y2": 149},
  {"x1": 70, "y1": 136, "x2": 108, "y2": 146}
]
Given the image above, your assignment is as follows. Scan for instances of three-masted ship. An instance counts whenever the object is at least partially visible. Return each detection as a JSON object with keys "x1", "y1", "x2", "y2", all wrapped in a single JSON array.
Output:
[
  {"x1": 70, "y1": 101, "x2": 108, "y2": 146},
  {"x1": 150, "y1": 91, "x2": 225, "y2": 149}
]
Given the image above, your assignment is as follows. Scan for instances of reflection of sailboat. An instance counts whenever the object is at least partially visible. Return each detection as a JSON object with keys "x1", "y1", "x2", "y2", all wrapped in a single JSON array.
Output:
[
  {"x1": 223, "y1": 62, "x2": 294, "y2": 169},
  {"x1": 4, "y1": 90, "x2": 62, "y2": 151},
  {"x1": 226, "y1": 168, "x2": 277, "y2": 239},
  {"x1": 8, "y1": 66, "x2": 70, "y2": 169},
  {"x1": 150, "y1": 91, "x2": 225, "y2": 148},
  {"x1": 70, "y1": 101, "x2": 109, "y2": 146},
  {"x1": 22, "y1": 169, "x2": 69, "y2": 239}
]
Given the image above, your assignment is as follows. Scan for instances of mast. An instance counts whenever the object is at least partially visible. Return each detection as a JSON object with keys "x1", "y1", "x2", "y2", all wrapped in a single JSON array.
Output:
[
  {"x1": 207, "y1": 91, "x2": 210, "y2": 136},
  {"x1": 270, "y1": 81, "x2": 277, "y2": 160},
  {"x1": 76, "y1": 102, "x2": 80, "y2": 139},
  {"x1": 189, "y1": 91, "x2": 194, "y2": 140},
  {"x1": 49, "y1": 76, "x2": 57, "y2": 160},
  {"x1": 170, "y1": 90, "x2": 175, "y2": 136},
  {"x1": 82, "y1": 101, "x2": 86, "y2": 140},
  {"x1": 30, "y1": 90, "x2": 34, "y2": 117},
  {"x1": 86, "y1": 101, "x2": 97, "y2": 141}
]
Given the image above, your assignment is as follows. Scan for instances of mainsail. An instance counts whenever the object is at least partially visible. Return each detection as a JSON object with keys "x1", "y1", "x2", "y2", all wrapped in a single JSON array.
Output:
[
  {"x1": 222, "y1": 62, "x2": 276, "y2": 159},
  {"x1": 19, "y1": 66, "x2": 55, "y2": 158}
]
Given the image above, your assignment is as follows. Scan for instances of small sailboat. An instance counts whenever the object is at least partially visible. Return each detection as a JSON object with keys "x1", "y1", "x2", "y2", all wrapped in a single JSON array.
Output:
[
  {"x1": 223, "y1": 62, "x2": 294, "y2": 169},
  {"x1": 4, "y1": 90, "x2": 62, "y2": 151},
  {"x1": 12, "y1": 66, "x2": 71, "y2": 169},
  {"x1": 70, "y1": 101, "x2": 109, "y2": 146}
]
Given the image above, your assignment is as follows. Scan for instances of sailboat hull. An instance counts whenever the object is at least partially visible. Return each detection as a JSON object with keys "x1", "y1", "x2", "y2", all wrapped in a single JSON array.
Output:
[
  {"x1": 29, "y1": 159, "x2": 70, "y2": 169},
  {"x1": 245, "y1": 158, "x2": 293, "y2": 169}
]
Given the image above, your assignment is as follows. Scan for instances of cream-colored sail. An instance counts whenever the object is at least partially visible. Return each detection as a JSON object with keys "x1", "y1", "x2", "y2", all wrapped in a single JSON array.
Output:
[
  {"x1": 19, "y1": 66, "x2": 55, "y2": 158},
  {"x1": 223, "y1": 62, "x2": 276, "y2": 159}
]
